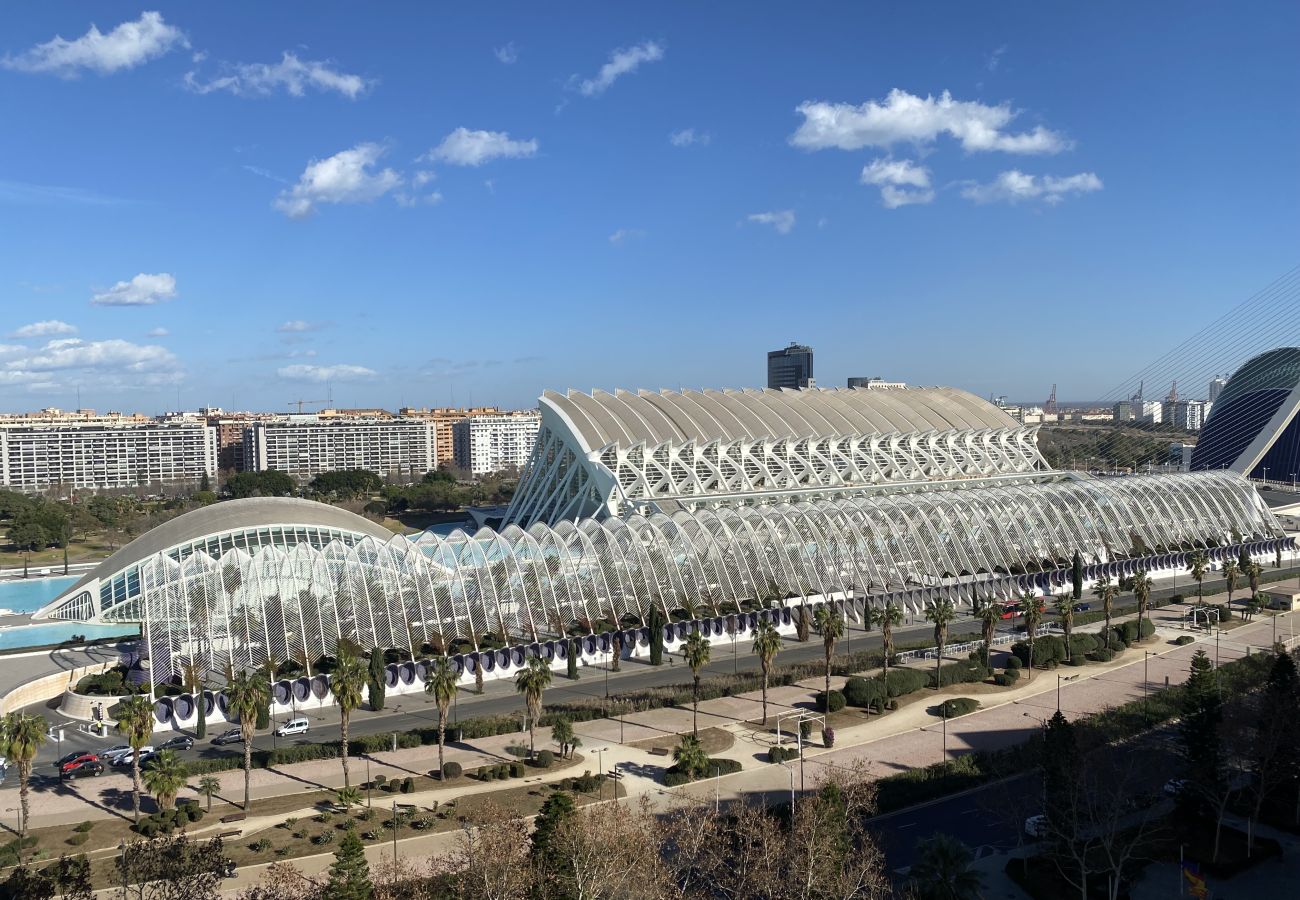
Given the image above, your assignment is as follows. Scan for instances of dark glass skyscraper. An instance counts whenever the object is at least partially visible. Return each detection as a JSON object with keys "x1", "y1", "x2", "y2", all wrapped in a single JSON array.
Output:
[{"x1": 767, "y1": 342, "x2": 814, "y2": 389}]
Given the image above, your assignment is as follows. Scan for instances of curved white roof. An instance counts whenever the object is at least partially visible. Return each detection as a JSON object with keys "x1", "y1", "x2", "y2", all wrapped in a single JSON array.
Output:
[{"x1": 541, "y1": 386, "x2": 1019, "y2": 451}]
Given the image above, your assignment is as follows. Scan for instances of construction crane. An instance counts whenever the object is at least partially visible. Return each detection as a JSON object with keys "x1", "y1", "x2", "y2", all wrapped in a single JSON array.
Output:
[
  {"x1": 287, "y1": 398, "x2": 326, "y2": 414},
  {"x1": 1044, "y1": 384, "x2": 1057, "y2": 415}
]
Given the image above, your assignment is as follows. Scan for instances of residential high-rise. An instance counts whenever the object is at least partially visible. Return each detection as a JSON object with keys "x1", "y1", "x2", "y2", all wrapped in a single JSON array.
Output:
[
  {"x1": 398, "y1": 406, "x2": 504, "y2": 468},
  {"x1": 452, "y1": 412, "x2": 541, "y2": 476},
  {"x1": 1165, "y1": 399, "x2": 1210, "y2": 432},
  {"x1": 244, "y1": 417, "x2": 436, "y2": 482},
  {"x1": 767, "y1": 342, "x2": 814, "y2": 390},
  {"x1": 0, "y1": 422, "x2": 217, "y2": 493},
  {"x1": 847, "y1": 377, "x2": 906, "y2": 390},
  {"x1": 1208, "y1": 376, "x2": 1228, "y2": 403}
]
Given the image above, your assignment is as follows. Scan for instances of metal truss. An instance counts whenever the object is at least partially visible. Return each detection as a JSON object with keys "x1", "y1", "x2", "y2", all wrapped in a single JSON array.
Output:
[{"x1": 37, "y1": 470, "x2": 1283, "y2": 685}]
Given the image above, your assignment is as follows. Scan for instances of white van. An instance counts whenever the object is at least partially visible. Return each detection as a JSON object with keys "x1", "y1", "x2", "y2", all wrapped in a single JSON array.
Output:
[{"x1": 274, "y1": 717, "x2": 309, "y2": 737}]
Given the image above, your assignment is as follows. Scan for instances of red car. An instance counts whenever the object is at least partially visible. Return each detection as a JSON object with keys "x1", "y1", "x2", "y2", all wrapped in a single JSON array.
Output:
[
  {"x1": 1000, "y1": 604, "x2": 1022, "y2": 620},
  {"x1": 60, "y1": 753, "x2": 99, "y2": 773}
]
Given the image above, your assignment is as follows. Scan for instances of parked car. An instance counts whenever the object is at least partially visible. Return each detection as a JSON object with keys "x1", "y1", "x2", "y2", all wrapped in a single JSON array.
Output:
[
  {"x1": 55, "y1": 750, "x2": 88, "y2": 768},
  {"x1": 1163, "y1": 778, "x2": 1188, "y2": 797},
  {"x1": 274, "y1": 717, "x2": 309, "y2": 737},
  {"x1": 212, "y1": 728, "x2": 244, "y2": 746},
  {"x1": 59, "y1": 753, "x2": 99, "y2": 773},
  {"x1": 113, "y1": 746, "x2": 154, "y2": 767},
  {"x1": 61, "y1": 760, "x2": 104, "y2": 780},
  {"x1": 1024, "y1": 814, "x2": 1050, "y2": 838},
  {"x1": 1075, "y1": 603, "x2": 1092, "y2": 612},
  {"x1": 158, "y1": 735, "x2": 194, "y2": 751},
  {"x1": 97, "y1": 745, "x2": 131, "y2": 762},
  {"x1": 1001, "y1": 604, "x2": 1022, "y2": 620}
]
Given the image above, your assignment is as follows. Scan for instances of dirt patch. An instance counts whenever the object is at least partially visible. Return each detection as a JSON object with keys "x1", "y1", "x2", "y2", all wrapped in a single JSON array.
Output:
[{"x1": 629, "y1": 726, "x2": 734, "y2": 756}]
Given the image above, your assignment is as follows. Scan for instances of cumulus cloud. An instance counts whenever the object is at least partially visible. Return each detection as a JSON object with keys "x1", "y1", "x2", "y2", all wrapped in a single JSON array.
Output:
[
  {"x1": 961, "y1": 170, "x2": 1103, "y2": 205},
  {"x1": 10, "y1": 320, "x2": 77, "y2": 338},
  {"x1": 2, "y1": 11, "x2": 186, "y2": 77},
  {"x1": 3, "y1": 337, "x2": 179, "y2": 380},
  {"x1": 577, "y1": 40, "x2": 663, "y2": 96},
  {"x1": 494, "y1": 42, "x2": 518, "y2": 64},
  {"x1": 986, "y1": 45, "x2": 1008, "y2": 72},
  {"x1": 747, "y1": 210, "x2": 796, "y2": 235},
  {"x1": 278, "y1": 363, "x2": 376, "y2": 381},
  {"x1": 860, "y1": 157, "x2": 935, "y2": 208},
  {"x1": 276, "y1": 320, "x2": 325, "y2": 333},
  {"x1": 790, "y1": 89, "x2": 1070, "y2": 155},
  {"x1": 426, "y1": 128, "x2": 538, "y2": 166},
  {"x1": 274, "y1": 143, "x2": 402, "y2": 218},
  {"x1": 184, "y1": 52, "x2": 371, "y2": 99},
  {"x1": 669, "y1": 128, "x2": 710, "y2": 147},
  {"x1": 146, "y1": 326, "x2": 169, "y2": 337},
  {"x1": 91, "y1": 272, "x2": 178, "y2": 306},
  {"x1": 395, "y1": 190, "x2": 443, "y2": 207},
  {"x1": 608, "y1": 228, "x2": 646, "y2": 244}
]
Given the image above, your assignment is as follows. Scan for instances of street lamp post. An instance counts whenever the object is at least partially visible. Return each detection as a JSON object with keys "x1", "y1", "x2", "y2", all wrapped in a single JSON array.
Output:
[
  {"x1": 785, "y1": 763, "x2": 795, "y2": 810},
  {"x1": 596, "y1": 748, "x2": 606, "y2": 800},
  {"x1": 1144, "y1": 652, "x2": 1152, "y2": 723}
]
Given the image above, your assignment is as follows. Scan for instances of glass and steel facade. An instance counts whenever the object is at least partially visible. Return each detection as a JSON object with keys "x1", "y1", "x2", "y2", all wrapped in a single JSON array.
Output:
[
  {"x1": 35, "y1": 470, "x2": 1284, "y2": 686},
  {"x1": 1192, "y1": 347, "x2": 1300, "y2": 478}
]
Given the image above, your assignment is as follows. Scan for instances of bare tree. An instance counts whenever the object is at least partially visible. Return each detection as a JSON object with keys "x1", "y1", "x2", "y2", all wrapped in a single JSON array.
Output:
[
  {"x1": 543, "y1": 797, "x2": 671, "y2": 900},
  {"x1": 435, "y1": 805, "x2": 534, "y2": 900}
]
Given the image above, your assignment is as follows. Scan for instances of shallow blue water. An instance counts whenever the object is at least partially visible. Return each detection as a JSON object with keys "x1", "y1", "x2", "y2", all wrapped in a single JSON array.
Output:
[
  {"x1": 0, "y1": 575, "x2": 77, "y2": 613},
  {"x1": 0, "y1": 576, "x2": 138, "y2": 650}
]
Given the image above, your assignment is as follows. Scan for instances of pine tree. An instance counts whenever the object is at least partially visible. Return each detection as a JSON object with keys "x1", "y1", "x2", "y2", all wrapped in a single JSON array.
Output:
[
  {"x1": 367, "y1": 647, "x2": 386, "y2": 712},
  {"x1": 1179, "y1": 649, "x2": 1224, "y2": 820},
  {"x1": 323, "y1": 828, "x2": 372, "y2": 900},
  {"x1": 1041, "y1": 710, "x2": 1079, "y2": 840},
  {"x1": 648, "y1": 604, "x2": 665, "y2": 666},
  {"x1": 1071, "y1": 550, "x2": 1083, "y2": 600},
  {"x1": 567, "y1": 637, "x2": 579, "y2": 680},
  {"x1": 531, "y1": 791, "x2": 577, "y2": 885}
]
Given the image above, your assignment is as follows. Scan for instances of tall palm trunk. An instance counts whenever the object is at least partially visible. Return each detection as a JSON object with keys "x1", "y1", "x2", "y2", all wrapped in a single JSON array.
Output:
[
  {"x1": 1103, "y1": 597, "x2": 1112, "y2": 646},
  {"x1": 18, "y1": 766, "x2": 31, "y2": 840},
  {"x1": 982, "y1": 617, "x2": 994, "y2": 668},
  {"x1": 243, "y1": 738, "x2": 253, "y2": 810},
  {"x1": 1063, "y1": 614, "x2": 1073, "y2": 661},
  {"x1": 132, "y1": 756, "x2": 143, "y2": 823},
  {"x1": 692, "y1": 674, "x2": 700, "y2": 737},
  {"x1": 340, "y1": 710, "x2": 351, "y2": 789},
  {"x1": 437, "y1": 711, "x2": 446, "y2": 777},
  {"x1": 760, "y1": 662, "x2": 770, "y2": 725},
  {"x1": 882, "y1": 617, "x2": 893, "y2": 678},
  {"x1": 823, "y1": 640, "x2": 833, "y2": 707}
]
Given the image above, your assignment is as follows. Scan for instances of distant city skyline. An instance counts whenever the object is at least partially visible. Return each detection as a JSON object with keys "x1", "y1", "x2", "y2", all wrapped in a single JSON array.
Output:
[{"x1": 1, "y1": 3, "x2": 1296, "y2": 414}]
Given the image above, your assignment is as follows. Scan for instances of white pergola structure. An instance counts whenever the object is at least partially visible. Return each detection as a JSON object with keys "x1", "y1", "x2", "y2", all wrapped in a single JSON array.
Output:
[
  {"x1": 35, "y1": 471, "x2": 1284, "y2": 689},
  {"x1": 505, "y1": 386, "x2": 1045, "y2": 527}
]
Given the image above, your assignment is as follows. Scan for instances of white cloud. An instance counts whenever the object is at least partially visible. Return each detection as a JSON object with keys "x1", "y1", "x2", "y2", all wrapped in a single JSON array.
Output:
[
  {"x1": 91, "y1": 272, "x2": 178, "y2": 306},
  {"x1": 860, "y1": 157, "x2": 935, "y2": 208},
  {"x1": 608, "y1": 228, "x2": 646, "y2": 244},
  {"x1": 278, "y1": 363, "x2": 376, "y2": 382},
  {"x1": 747, "y1": 210, "x2": 796, "y2": 235},
  {"x1": 2, "y1": 11, "x2": 186, "y2": 77},
  {"x1": 961, "y1": 170, "x2": 1103, "y2": 205},
  {"x1": 412, "y1": 170, "x2": 436, "y2": 187},
  {"x1": 146, "y1": 326, "x2": 169, "y2": 337},
  {"x1": 790, "y1": 89, "x2": 1070, "y2": 155},
  {"x1": 0, "y1": 180, "x2": 123, "y2": 206},
  {"x1": 426, "y1": 128, "x2": 538, "y2": 166},
  {"x1": 395, "y1": 190, "x2": 443, "y2": 207},
  {"x1": 986, "y1": 45, "x2": 1008, "y2": 72},
  {"x1": 5, "y1": 337, "x2": 178, "y2": 374},
  {"x1": 577, "y1": 41, "x2": 663, "y2": 96},
  {"x1": 669, "y1": 128, "x2": 711, "y2": 147},
  {"x1": 10, "y1": 320, "x2": 77, "y2": 338},
  {"x1": 494, "y1": 42, "x2": 518, "y2": 65},
  {"x1": 274, "y1": 143, "x2": 402, "y2": 218},
  {"x1": 276, "y1": 320, "x2": 324, "y2": 333},
  {"x1": 184, "y1": 52, "x2": 371, "y2": 99}
]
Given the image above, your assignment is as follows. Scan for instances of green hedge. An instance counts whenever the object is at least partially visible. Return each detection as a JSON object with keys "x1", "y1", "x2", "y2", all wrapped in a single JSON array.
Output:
[
  {"x1": 769, "y1": 746, "x2": 799, "y2": 763},
  {"x1": 1175, "y1": 635, "x2": 1195, "y2": 646},
  {"x1": 663, "y1": 757, "x2": 743, "y2": 787},
  {"x1": 937, "y1": 697, "x2": 980, "y2": 718},
  {"x1": 843, "y1": 676, "x2": 886, "y2": 708},
  {"x1": 929, "y1": 659, "x2": 990, "y2": 688},
  {"x1": 815, "y1": 690, "x2": 846, "y2": 713},
  {"x1": 885, "y1": 668, "x2": 930, "y2": 697}
]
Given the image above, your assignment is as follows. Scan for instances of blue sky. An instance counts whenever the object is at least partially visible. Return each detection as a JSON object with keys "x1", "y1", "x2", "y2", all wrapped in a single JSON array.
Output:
[{"x1": 1, "y1": 2, "x2": 1296, "y2": 413}]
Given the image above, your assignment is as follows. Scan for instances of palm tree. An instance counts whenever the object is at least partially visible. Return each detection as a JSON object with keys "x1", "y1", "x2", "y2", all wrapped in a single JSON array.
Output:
[
  {"x1": 1092, "y1": 575, "x2": 1117, "y2": 649},
  {"x1": 752, "y1": 619, "x2": 782, "y2": 725},
  {"x1": 1131, "y1": 570, "x2": 1153, "y2": 635},
  {"x1": 1221, "y1": 559, "x2": 1239, "y2": 609},
  {"x1": 225, "y1": 669, "x2": 268, "y2": 811},
  {"x1": 1246, "y1": 560, "x2": 1262, "y2": 595},
  {"x1": 0, "y1": 712, "x2": 47, "y2": 841},
  {"x1": 1054, "y1": 594, "x2": 1077, "y2": 662},
  {"x1": 682, "y1": 630, "x2": 711, "y2": 737},
  {"x1": 872, "y1": 601, "x2": 904, "y2": 678},
  {"x1": 812, "y1": 604, "x2": 845, "y2": 712},
  {"x1": 1188, "y1": 552, "x2": 1209, "y2": 604},
  {"x1": 115, "y1": 695, "x2": 154, "y2": 824},
  {"x1": 424, "y1": 656, "x2": 459, "y2": 778},
  {"x1": 672, "y1": 734, "x2": 709, "y2": 780},
  {"x1": 924, "y1": 599, "x2": 957, "y2": 690},
  {"x1": 515, "y1": 655, "x2": 553, "y2": 757},
  {"x1": 196, "y1": 774, "x2": 222, "y2": 812},
  {"x1": 908, "y1": 833, "x2": 984, "y2": 900},
  {"x1": 973, "y1": 599, "x2": 1001, "y2": 668},
  {"x1": 329, "y1": 647, "x2": 367, "y2": 791},
  {"x1": 551, "y1": 716, "x2": 577, "y2": 758},
  {"x1": 1022, "y1": 593, "x2": 1046, "y2": 679},
  {"x1": 141, "y1": 750, "x2": 188, "y2": 812}
]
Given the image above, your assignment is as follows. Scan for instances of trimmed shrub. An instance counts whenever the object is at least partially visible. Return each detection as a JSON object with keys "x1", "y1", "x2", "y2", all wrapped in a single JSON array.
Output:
[
  {"x1": 799, "y1": 720, "x2": 812, "y2": 740},
  {"x1": 509, "y1": 762, "x2": 524, "y2": 778},
  {"x1": 843, "y1": 676, "x2": 886, "y2": 708},
  {"x1": 815, "y1": 690, "x2": 846, "y2": 713},
  {"x1": 937, "y1": 697, "x2": 980, "y2": 718},
  {"x1": 1088, "y1": 648, "x2": 1117, "y2": 663},
  {"x1": 441, "y1": 761, "x2": 463, "y2": 779},
  {"x1": 1067, "y1": 633, "x2": 1099, "y2": 658},
  {"x1": 73, "y1": 821, "x2": 93, "y2": 833},
  {"x1": 769, "y1": 745, "x2": 799, "y2": 764},
  {"x1": 822, "y1": 727, "x2": 835, "y2": 748},
  {"x1": 535, "y1": 750, "x2": 555, "y2": 769},
  {"x1": 884, "y1": 667, "x2": 929, "y2": 698},
  {"x1": 1175, "y1": 635, "x2": 1195, "y2": 646},
  {"x1": 1005, "y1": 655, "x2": 1023, "y2": 670},
  {"x1": 664, "y1": 757, "x2": 742, "y2": 786},
  {"x1": 400, "y1": 777, "x2": 415, "y2": 794},
  {"x1": 993, "y1": 673, "x2": 1017, "y2": 687},
  {"x1": 930, "y1": 659, "x2": 991, "y2": 688},
  {"x1": 870, "y1": 697, "x2": 885, "y2": 715},
  {"x1": 67, "y1": 833, "x2": 88, "y2": 847}
]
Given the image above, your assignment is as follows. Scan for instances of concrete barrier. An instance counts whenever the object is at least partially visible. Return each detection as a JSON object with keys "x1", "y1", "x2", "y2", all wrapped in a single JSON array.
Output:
[{"x1": 0, "y1": 660, "x2": 114, "y2": 716}]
